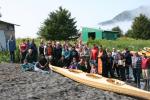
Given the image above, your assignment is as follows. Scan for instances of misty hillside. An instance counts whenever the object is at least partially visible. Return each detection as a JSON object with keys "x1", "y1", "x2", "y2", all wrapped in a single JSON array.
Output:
[{"x1": 99, "y1": 6, "x2": 150, "y2": 33}]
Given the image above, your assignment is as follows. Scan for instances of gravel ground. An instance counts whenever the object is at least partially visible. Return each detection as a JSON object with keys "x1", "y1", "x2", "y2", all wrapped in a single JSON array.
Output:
[{"x1": 0, "y1": 63, "x2": 139, "y2": 100}]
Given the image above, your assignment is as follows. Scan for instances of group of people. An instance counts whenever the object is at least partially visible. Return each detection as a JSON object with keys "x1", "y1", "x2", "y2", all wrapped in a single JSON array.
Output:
[{"x1": 7, "y1": 37, "x2": 150, "y2": 89}]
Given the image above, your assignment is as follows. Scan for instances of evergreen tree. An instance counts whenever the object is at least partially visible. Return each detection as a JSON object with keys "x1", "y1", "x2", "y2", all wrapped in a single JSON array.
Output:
[
  {"x1": 38, "y1": 7, "x2": 78, "y2": 40},
  {"x1": 131, "y1": 14, "x2": 150, "y2": 39}
]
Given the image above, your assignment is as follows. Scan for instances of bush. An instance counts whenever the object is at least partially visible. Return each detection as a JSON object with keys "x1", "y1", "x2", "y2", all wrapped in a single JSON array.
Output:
[{"x1": 0, "y1": 51, "x2": 10, "y2": 63}]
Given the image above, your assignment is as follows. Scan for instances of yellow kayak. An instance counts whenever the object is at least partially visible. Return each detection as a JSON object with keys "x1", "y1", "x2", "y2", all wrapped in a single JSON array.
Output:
[{"x1": 49, "y1": 65, "x2": 150, "y2": 100}]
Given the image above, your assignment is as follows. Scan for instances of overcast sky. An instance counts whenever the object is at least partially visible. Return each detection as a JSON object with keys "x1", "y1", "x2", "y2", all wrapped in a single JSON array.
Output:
[{"x1": 0, "y1": 0, "x2": 150, "y2": 38}]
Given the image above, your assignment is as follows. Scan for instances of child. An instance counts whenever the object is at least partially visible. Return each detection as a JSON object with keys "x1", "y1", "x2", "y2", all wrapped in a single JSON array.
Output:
[
  {"x1": 69, "y1": 57, "x2": 78, "y2": 69},
  {"x1": 90, "y1": 63, "x2": 97, "y2": 74}
]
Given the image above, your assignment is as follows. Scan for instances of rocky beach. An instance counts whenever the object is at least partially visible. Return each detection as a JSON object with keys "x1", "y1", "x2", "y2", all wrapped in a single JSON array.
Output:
[{"x1": 0, "y1": 63, "x2": 139, "y2": 100}]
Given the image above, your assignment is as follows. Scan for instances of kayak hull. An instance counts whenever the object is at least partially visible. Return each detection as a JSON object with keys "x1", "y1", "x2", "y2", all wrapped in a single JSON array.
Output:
[{"x1": 49, "y1": 65, "x2": 150, "y2": 100}]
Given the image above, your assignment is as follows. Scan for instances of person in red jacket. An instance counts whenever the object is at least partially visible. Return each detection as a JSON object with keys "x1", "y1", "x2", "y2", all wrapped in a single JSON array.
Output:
[
  {"x1": 141, "y1": 53, "x2": 150, "y2": 80},
  {"x1": 90, "y1": 44, "x2": 98, "y2": 65},
  {"x1": 19, "y1": 39, "x2": 28, "y2": 63}
]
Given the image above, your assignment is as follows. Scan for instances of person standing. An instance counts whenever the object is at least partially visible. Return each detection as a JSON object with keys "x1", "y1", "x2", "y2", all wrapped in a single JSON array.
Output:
[
  {"x1": 82, "y1": 44, "x2": 90, "y2": 61},
  {"x1": 132, "y1": 52, "x2": 142, "y2": 88},
  {"x1": 141, "y1": 53, "x2": 149, "y2": 79},
  {"x1": 124, "y1": 48, "x2": 132, "y2": 79},
  {"x1": 53, "y1": 42, "x2": 62, "y2": 65},
  {"x1": 90, "y1": 44, "x2": 98, "y2": 65},
  {"x1": 63, "y1": 46, "x2": 71, "y2": 67},
  {"x1": 117, "y1": 52, "x2": 126, "y2": 81},
  {"x1": 141, "y1": 53, "x2": 150, "y2": 90},
  {"x1": 38, "y1": 41, "x2": 45, "y2": 56},
  {"x1": 19, "y1": 39, "x2": 28, "y2": 63},
  {"x1": 107, "y1": 52, "x2": 114, "y2": 78},
  {"x1": 44, "y1": 41, "x2": 53, "y2": 63},
  {"x1": 112, "y1": 48, "x2": 119, "y2": 78},
  {"x1": 97, "y1": 46, "x2": 103, "y2": 75},
  {"x1": 7, "y1": 35, "x2": 16, "y2": 63},
  {"x1": 29, "y1": 39, "x2": 38, "y2": 62}
]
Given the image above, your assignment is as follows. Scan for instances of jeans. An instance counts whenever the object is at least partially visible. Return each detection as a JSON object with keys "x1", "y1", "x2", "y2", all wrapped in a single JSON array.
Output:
[
  {"x1": 125, "y1": 65, "x2": 131, "y2": 79},
  {"x1": 10, "y1": 51, "x2": 15, "y2": 63},
  {"x1": 133, "y1": 68, "x2": 141, "y2": 88}
]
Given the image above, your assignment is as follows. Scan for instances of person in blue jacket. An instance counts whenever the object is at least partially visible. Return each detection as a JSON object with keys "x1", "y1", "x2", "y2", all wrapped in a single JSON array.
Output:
[{"x1": 7, "y1": 35, "x2": 16, "y2": 63}]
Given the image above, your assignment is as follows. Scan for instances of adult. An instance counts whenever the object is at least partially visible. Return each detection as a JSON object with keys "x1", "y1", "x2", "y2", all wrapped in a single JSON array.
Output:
[
  {"x1": 132, "y1": 52, "x2": 142, "y2": 88},
  {"x1": 53, "y1": 42, "x2": 62, "y2": 65},
  {"x1": 112, "y1": 48, "x2": 119, "y2": 78},
  {"x1": 29, "y1": 39, "x2": 38, "y2": 62},
  {"x1": 63, "y1": 46, "x2": 71, "y2": 67},
  {"x1": 90, "y1": 44, "x2": 98, "y2": 65},
  {"x1": 107, "y1": 52, "x2": 114, "y2": 78},
  {"x1": 117, "y1": 52, "x2": 126, "y2": 81},
  {"x1": 7, "y1": 35, "x2": 16, "y2": 63},
  {"x1": 25, "y1": 49, "x2": 35, "y2": 63},
  {"x1": 141, "y1": 53, "x2": 149, "y2": 80},
  {"x1": 35, "y1": 55, "x2": 49, "y2": 71},
  {"x1": 38, "y1": 41, "x2": 45, "y2": 56},
  {"x1": 141, "y1": 53, "x2": 150, "y2": 90},
  {"x1": 82, "y1": 44, "x2": 90, "y2": 61},
  {"x1": 44, "y1": 41, "x2": 53, "y2": 63},
  {"x1": 97, "y1": 46, "x2": 103, "y2": 75},
  {"x1": 19, "y1": 39, "x2": 28, "y2": 63},
  {"x1": 101, "y1": 50, "x2": 108, "y2": 77},
  {"x1": 124, "y1": 48, "x2": 132, "y2": 79}
]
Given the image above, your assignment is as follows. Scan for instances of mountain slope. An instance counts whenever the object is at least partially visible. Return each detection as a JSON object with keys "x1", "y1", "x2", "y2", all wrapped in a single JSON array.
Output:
[
  {"x1": 99, "y1": 6, "x2": 150, "y2": 33},
  {"x1": 100, "y1": 6, "x2": 150, "y2": 25}
]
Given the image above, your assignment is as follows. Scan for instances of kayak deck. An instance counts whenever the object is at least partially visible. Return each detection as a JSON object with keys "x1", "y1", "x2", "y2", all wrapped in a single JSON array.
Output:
[{"x1": 50, "y1": 65, "x2": 150, "y2": 100}]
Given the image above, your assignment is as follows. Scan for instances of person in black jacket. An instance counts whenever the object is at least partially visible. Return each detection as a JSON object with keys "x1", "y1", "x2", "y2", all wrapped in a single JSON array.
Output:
[
  {"x1": 53, "y1": 42, "x2": 62, "y2": 65},
  {"x1": 124, "y1": 48, "x2": 132, "y2": 79},
  {"x1": 101, "y1": 50, "x2": 108, "y2": 77},
  {"x1": 38, "y1": 42, "x2": 45, "y2": 56},
  {"x1": 35, "y1": 54, "x2": 49, "y2": 71}
]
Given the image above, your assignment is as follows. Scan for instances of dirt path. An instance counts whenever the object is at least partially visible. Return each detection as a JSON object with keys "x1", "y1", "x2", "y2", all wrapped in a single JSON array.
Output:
[{"x1": 0, "y1": 63, "x2": 137, "y2": 100}]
